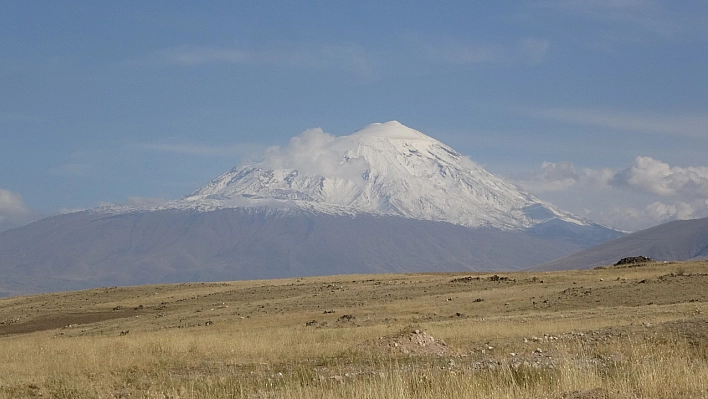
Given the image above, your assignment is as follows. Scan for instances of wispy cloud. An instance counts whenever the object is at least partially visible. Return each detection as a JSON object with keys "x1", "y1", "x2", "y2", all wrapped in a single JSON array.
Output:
[
  {"x1": 0, "y1": 188, "x2": 40, "y2": 232},
  {"x1": 61, "y1": 197, "x2": 170, "y2": 214},
  {"x1": 522, "y1": 107, "x2": 708, "y2": 138},
  {"x1": 515, "y1": 161, "x2": 614, "y2": 193},
  {"x1": 135, "y1": 142, "x2": 265, "y2": 158},
  {"x1": 595, "y1": 201, "x2": 707, "y2": 232},
  {"x1": 58, "y1": 207, "x2": 88, "y2": 215},
  {"x1": 420, "y1": 37, "x2": 550, "y2": 66},
  {"x1": 157, "y1": 47, "x2": 251, "y2": 66},
  {"x1": 124, "y1": 43, "x2": 379, "y2": 79},
  {"x1": 50, "y1": 163, "x2": 93, "y2": 177},
  {"x1": 530, "y1": 0, "x2": 708, "y2": 46},
  {"x1": 537, "y1": 0, "x2": 666, "y2": 30},
  {"x1": 262, "y1": 128, "x2": 370, "y2": 181},
  {"x1": 97, "y1": 196, "x2": 169, "y2": 209}
]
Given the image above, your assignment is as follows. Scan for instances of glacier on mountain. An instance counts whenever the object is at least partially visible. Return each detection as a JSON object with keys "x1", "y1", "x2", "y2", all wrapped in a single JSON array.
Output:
[{"x1": 110, "y1": 121, "x2": 599, "y2": 231}]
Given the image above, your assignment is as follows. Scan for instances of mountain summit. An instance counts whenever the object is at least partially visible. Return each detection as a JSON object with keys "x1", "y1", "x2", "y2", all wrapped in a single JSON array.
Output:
[
  {"x1": 167, "y1": 121, "x2": 590, "y2": 230},
  {"x1": 0, "y1": 122, "x2": 623, "y2": 296}
]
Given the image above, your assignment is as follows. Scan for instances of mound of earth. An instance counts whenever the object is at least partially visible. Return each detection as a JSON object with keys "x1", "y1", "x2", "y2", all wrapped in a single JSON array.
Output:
[
  {"x1": 360, "y1": 329, "x2": 455, "y2": 357},
  {"x1": 614, "y1": 256, "x2": 656, "y2": 266}
]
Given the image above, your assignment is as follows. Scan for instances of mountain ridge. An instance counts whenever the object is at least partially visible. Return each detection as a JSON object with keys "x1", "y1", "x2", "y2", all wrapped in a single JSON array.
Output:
[
  {"x1": 0, "y1": 208, "x2": 614, "y2": 297},
  {"x1": 109, "y1": 121, "x2": 607, "y2": 232}
]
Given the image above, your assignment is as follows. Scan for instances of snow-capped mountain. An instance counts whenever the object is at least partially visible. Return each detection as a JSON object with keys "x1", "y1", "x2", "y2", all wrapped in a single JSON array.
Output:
[
  {"x1": 135, "y1": 121, "x2": 593, "y2": 231},
  {"x1": 0, "y1": 121, "x2": 623, "y2": 296}
]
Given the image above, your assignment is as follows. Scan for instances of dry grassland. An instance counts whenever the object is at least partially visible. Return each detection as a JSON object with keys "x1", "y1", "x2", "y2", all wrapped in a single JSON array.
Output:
[{"x1": 1, "y1": 260, "x2": 707, "y2": 398}]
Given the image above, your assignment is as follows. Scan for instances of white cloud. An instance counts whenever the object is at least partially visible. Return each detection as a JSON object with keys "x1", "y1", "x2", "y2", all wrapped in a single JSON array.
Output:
[
  {"x1": 0, "y1": 189, "x2": 40, "y2": 232},
  {"x1": 422, "y1": 37, "x2": 550, "y2": 66},
  {"x1": 523, "y1": 107, "x2": 708, "y2": 138},
  {"x1": 513, "y1": 157, "x2": 708, "y2": 231},
  {"x1": 125, "y1": 43, "x2": 379, "y2": 79},
  {"x1": 644, "y1": 201, "x2": 696, "y2": 221},
  {"x1": 262, "y1": 128, "x2": 370, "y2": 182},
  {"x1": 520, "y1": 156, "x2": 708, "y2": 201},
  {"x1": 595, "y1": 201, "x2": 707, "y2": 232},
  {"x1": 612, "y1": 156, "x2": 708, "y2": 198},
  {"x1": 515, "y1": 161, "x2": 613, "y2": 192},
  {"x1": 0, "y1": 189, "x2": 31, "y2": 217}
]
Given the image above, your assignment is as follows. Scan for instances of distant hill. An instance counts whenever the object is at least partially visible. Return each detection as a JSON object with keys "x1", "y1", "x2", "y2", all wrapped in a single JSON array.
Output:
[{"x1": 535, "y1": 217, "x2": 708, "y2": 271}]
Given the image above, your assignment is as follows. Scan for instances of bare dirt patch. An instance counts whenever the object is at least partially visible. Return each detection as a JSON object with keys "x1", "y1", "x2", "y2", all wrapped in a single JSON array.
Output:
[{"x1": 0, "y1": 310, "x2": 141, "y2": 336}]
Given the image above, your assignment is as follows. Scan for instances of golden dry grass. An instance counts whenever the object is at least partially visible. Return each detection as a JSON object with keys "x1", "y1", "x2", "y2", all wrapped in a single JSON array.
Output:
[{"x1": 1, "y1": 260, "x2": 707, "y2": 398}]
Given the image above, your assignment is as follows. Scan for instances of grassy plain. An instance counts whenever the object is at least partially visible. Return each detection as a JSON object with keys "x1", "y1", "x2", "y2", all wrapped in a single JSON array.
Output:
[{"x1": 1, "y1": 260, "x2": 707, "y2": 398}]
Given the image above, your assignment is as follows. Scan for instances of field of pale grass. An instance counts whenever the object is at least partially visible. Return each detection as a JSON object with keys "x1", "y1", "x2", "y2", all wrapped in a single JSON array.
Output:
[{"x1": 1, "y1": 261, "x2": 706, "y2": 398}]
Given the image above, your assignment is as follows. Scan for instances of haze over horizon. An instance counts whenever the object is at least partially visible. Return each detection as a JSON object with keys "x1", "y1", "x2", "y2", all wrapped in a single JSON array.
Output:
[{"x1": 2, "y1": 2, "x2": 708, "y2": 233}]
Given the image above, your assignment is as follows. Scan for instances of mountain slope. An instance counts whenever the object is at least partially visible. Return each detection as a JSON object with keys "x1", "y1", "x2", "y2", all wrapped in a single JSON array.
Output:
[
  {"x1": 0, "y1": 121, "x2": 623, "y2": 296},
  {"x1": 535, "y1": 217, "x2": 708, "y2": 271},
  {"x1": 0, "y1": 208, "x2": 607, "y2": 296},
  {"x1": 164, "y1": 121, "x2": 603, "y2": 231}
]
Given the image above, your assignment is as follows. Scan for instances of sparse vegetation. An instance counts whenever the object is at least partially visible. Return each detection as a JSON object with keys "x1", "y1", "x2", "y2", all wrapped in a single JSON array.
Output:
[{"x1": 1, "y1": 261, "x2": 707, "y2": 398}]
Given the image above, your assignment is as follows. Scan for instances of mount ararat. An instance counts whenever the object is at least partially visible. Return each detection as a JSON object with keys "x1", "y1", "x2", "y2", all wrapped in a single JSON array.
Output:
[{"x1": 0, "y1": 122, "x2": 622, "y2": 296}]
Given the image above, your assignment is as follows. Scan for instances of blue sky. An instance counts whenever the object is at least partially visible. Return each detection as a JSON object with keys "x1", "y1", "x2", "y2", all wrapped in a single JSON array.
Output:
[{"x1": 2, "y1": 1, "x2": 708, "y2": 232}]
